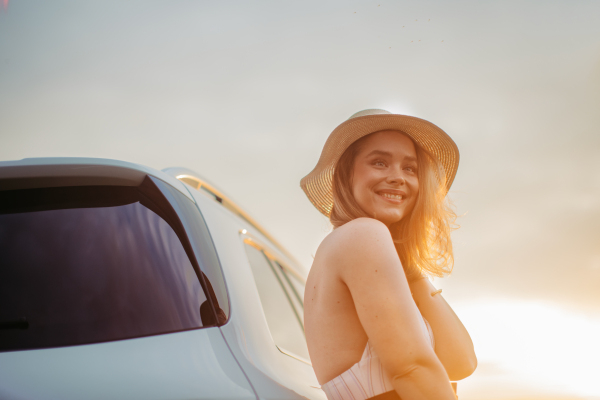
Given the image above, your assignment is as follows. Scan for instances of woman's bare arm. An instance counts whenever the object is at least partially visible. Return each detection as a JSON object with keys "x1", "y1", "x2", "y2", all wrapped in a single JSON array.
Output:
[
  {"x1": 328, "y1": 218, "x2": 456, "y2": 400},
  {"x1": 410, "y1": 278, "x2": 477, "y2": 380}
]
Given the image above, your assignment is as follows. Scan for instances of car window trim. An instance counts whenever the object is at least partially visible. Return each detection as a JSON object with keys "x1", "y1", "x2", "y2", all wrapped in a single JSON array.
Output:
[
  {"x1": 273, "y1": 260, "x2": 304, "y2": 310},
  {"x1": 240, "y1": 234, "x2": 306, "y2": 283},
  {"x1": 243, "y1": 237, "x2": 304, "y2": 327},
  {"x1": 276, "y1": 346, "x2": 312, "y2": 366},
  {"x1": 242, "y1": 234, "x2": 311, "y2": 364}
]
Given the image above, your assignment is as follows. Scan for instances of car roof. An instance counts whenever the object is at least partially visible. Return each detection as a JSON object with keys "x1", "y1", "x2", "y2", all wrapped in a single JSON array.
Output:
[{"x1": 0, "y1": 157, "x2": 193, "y2": 201}]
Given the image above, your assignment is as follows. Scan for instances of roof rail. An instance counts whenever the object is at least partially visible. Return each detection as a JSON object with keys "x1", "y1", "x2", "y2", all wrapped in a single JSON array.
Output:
[{"x1": 162, "y1": 167, "x2": 302, "y2": 271}]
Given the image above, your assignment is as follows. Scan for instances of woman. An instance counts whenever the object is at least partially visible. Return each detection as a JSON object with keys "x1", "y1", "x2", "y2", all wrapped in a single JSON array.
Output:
[{"x1": 301, "y1": 109, "x2": 477, "y2": 400}]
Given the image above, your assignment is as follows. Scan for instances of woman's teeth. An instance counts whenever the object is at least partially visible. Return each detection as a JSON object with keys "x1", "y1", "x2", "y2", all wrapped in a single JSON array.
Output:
[{"x1": 381, "y1": 193, "x2": 403, "y2": 200}]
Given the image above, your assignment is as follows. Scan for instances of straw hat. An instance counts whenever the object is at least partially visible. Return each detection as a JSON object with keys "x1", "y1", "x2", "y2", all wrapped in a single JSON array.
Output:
[{"x1": 300, "y1": 109, "x2": 459, "y2": 217}]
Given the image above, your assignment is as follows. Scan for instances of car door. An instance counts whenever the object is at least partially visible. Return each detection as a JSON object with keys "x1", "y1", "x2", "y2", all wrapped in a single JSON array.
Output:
[
  {"x1": 238, "y1": 233, "x2": 325, "y2": 400},
  {"x1": 182, "y1": 185, "x2": 325, "y2": 400}
]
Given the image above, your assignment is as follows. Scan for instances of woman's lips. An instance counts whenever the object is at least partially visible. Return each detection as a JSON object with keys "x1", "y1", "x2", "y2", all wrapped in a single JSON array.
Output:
[{"x1": 376, "y1": 190, "x2": 406, "y2": 204}]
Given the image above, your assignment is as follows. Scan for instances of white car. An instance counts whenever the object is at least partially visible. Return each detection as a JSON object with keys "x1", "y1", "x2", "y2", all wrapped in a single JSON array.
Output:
[{"x1": 0, "y1": 157, "x2": 326, "y2": 400}]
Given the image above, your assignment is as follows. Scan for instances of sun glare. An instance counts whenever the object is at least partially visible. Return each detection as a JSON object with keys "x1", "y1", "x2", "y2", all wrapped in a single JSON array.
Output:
[
  {"x1": 379, "y1": 103, "x2": 415, "y2": 117},
  {"x1": 453, "y1": 300, "x2": 600, "y2": 399}
]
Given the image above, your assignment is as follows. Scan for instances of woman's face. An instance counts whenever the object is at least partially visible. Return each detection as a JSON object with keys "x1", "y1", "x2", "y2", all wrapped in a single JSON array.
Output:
[{"x1": 351, "y1": 130, "x2": 419, "y2": 227}]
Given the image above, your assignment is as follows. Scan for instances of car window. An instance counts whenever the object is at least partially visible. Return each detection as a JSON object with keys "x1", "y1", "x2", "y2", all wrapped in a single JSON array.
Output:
[
  {"x1": 243, "y1": 242, "x2": 309, "y2": 360},
  {"x1": 0, "y1": 179, "x2": 225, "y2": 352},
  {"x1": 271, "y1": 260, "x2": 304, "y2": 324}
]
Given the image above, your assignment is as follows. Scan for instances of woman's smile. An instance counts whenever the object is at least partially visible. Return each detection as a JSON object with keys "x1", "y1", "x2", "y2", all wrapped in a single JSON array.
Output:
[
  {"x1": 376, "y1": 189, "x2": 407, "y2": 203},
  {"x1": 351, "y1": 130, "x2": 419, "y2": 226}
]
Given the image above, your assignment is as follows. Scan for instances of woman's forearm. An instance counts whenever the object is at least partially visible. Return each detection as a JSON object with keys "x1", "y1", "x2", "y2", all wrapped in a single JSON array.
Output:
[{"x1": 409, "y1": 278, "x2": 477, "y2": 380}]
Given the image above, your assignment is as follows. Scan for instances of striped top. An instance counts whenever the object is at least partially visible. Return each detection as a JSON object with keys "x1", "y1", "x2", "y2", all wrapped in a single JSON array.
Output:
[{"x1": 321, "y1": 316, "x2": 435, "y2": 400}]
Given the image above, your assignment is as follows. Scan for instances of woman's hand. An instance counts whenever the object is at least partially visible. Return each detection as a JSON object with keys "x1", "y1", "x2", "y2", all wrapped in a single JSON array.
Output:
[{"x1": 409, "y1": 277, "x2": 478, "y2": 380}]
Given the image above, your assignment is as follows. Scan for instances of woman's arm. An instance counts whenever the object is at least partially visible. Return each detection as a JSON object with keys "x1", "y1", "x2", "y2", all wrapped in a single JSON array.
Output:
[
  {"x1": 329, "y1": 218, "x2": 457, "y2": 400},
  {"x1": 410, "y1": 278, "x2": 477, "y2": 380}
]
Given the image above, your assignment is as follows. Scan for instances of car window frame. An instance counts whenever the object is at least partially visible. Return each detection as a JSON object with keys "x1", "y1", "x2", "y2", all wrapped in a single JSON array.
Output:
[{"x1": 241, "y1": 233, "x2": 310, "y2": 365}]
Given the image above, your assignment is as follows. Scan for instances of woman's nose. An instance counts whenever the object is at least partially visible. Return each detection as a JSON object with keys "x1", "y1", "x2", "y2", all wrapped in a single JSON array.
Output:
[{"x1": 386, "y1": 172, "x2": 406, "y2": 185}]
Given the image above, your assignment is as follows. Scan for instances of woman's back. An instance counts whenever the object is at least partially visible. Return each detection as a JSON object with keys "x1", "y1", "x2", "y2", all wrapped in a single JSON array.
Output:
[
  {"x1": 304, "y1": 222, "x2": 369, "y2": 384},
  {"x1": 305, "y1": 218, "x2": 429, "y2": 385},
  {"x1": 305, "y1": 218, "x2": 452, "y2": 399}
]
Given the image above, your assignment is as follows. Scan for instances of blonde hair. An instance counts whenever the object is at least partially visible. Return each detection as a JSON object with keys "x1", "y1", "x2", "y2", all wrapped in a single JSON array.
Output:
[{"x1": 330, "y1": 131, "x2": 457, "y2": 280}]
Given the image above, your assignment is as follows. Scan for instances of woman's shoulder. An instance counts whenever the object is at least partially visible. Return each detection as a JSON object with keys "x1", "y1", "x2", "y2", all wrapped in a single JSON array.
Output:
[
  {"x1": 329, "y1": 217, "x2": 390, "y2": 241},
  {"x1": 317, "y1": 218, "x2": 395, "y2": 260},
  {"x1": 314, "y1": 218, "x2": 406, "y2": 290}
]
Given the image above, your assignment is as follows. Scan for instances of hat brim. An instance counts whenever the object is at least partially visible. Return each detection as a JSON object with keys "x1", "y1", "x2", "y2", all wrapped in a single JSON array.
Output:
[{"x1": 300, "y1": 114, "x2": 459, "y2": 217}]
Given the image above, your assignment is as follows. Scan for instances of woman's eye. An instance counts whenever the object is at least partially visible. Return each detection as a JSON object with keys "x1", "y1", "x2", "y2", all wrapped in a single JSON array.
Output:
[
  {"x1": 404, "y1": 166, "x2": 417, "y2": 173},
  {"x1": 373, "y1": 160, "x2": 386, "y2": 167}
]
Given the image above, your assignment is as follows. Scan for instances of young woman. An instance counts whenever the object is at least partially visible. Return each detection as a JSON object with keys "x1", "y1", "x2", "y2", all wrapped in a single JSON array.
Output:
[{"x1": 301, "y1": 109, "x2": 477, "y2": 400}]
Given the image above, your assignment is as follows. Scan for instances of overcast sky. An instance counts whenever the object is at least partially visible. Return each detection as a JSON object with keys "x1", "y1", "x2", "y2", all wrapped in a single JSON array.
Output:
[{"x1": 2, "y1": 1, "x2": 600, "y2": 398}]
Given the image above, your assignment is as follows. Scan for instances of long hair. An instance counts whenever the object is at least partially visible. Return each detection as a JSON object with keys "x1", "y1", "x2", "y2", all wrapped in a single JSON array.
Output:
[{"x1": 330, "y1": 131, "x2": 457, "y2": 280}]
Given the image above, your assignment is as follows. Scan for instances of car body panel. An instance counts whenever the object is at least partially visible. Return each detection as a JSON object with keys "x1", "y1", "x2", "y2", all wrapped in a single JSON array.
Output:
[
  {"x1": 0, "y1": 158, "x2": 325, "y2": 400},
  {"x1": 0, "y1": 328, "x2": 256, "y2": 400},
  {"x1": 187, "y1": 186, "x2": 326, "y2": 400}
]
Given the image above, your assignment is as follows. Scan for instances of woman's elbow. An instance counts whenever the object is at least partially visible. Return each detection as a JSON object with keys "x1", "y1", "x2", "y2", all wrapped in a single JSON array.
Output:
[
  {"x1": 387, "y1": 351, "x2": 443, "y2": 383},
  {"x1": 447, "y1": 353, "x2": 477, "y2": 381}
]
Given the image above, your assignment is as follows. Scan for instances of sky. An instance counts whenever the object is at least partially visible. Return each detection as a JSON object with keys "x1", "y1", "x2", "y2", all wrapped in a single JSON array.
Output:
[{"x1": 1, "y1": 1, "x2": 600, "y2": 398}]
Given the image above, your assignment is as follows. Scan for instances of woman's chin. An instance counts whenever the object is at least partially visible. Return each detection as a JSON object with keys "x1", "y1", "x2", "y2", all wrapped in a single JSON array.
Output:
[{"x1": 374, "y1": 211, "x2": 406, "y2": 227}]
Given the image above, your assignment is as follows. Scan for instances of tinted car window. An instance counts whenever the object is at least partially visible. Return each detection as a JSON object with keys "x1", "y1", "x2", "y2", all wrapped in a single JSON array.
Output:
[
  {"x1": 0, "y1": 180, "x2": 224, "y2": 352},
  {"x1": 244, "y1": 243, "x2": 309, "y2": 360}
]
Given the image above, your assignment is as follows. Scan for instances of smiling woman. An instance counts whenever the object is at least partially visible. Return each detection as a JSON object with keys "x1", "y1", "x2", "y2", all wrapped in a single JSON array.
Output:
[
  {"x1": 330, "y1": 128, "x2": 455, "y2": 281},
  {"x1": 302, "y1": 109, "x2": 476, "y2": 400},
  {"x1": 333, "y1": 131, "x2": 419, "y2": 227}
]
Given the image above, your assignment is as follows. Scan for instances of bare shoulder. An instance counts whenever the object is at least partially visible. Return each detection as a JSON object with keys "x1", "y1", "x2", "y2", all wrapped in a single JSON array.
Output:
[
  {"x1": 322, "y1": 218, "x2": 391, "y2": 249},
  {"x1": 315, "y1": 218, "x2": 399, "y2": 278},
  {"x1": 333, "y1": 217, "x2": 389, "y2": 237}
]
